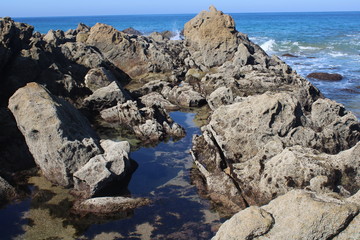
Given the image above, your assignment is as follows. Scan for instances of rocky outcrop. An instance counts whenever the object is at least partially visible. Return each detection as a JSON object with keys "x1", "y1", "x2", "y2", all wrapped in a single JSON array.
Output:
[
  {"x1": 100, "y1": 100, "x2": 185, "y2": 142},
  {"x1": 86, "y1": 23, "x2": 183, "y2": 79},
  {"x1": 188, "y1": 6, "x2": 359, "y2": 215},
  {"x1": 122, "y1": 27, "x2": 142, "y2": 35},
  {"x1": 307, "y1": 72, "x2": 343, "y2": 81},
  {"x1": 73, "y1": 140, "x2": 132, "y2": 198},
  {"x1": 213, "y1": 190, "x2": 360, "y2": 240},
  {"x1": 184, "y1": 6, "x2": 238, "y2": 68},
  {"x1": 192, "y1": 92, "x2": 359, "y2": 208},
  {"x1": 162, "y1": 83, "x2": 207, "y2": 108},
  {"x1": 8, "y1": 82, "x2": 103, "y2": 187}
]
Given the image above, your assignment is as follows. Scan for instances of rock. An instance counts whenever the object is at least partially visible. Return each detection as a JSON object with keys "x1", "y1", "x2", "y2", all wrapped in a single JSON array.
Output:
[
  {"x1": 100, "y1": 100, "x2": 185, "y2": 142},
  {"x1": 140, "y1": 92, "x2": 179, "y2": 111},
  {"x1": 207, "y1": 86, "x2": 234, "y2": 110},
  {"x1": 73, "y1": 196, "x2": 151, "y2": 214},
  {"x1": 307, "y1": 72, "x2": 343, "y2": 81},
  {"x1": 73, "y1": 140, "x2": 132, "y2": 198},
  {"x1": 43, "y1": 30, "x2": 66, "y2": 45},
  {"x1": 213, "y1": 190, "x2": 360, "y2": 240},
  {"x1": 162, "y1": 83, "x2": 207, "y2": 108},
  {"x1": 192, "y1": 92, "x2": 359, "y2": 206},
  {"x1": 149, "y1": 31, "x2": 176, "y2": 41},
  {"x1": 212, "y1": 206, "x2": 274, "y2": 240},
  {"x1": 282, "y1": 53, "x2": 298, "y2": 58},
  {"x1": 84, "y1": 67, "x2": 118, "y2": 92},
  {"x1": 84, "y1": 81, "x2": 131, "y2": 111},
  {"x1": 122, "y1": 27, "x2": 142, "y2": 35},
  {"x1": 0, "y1": 176, "x2": 17, "y2": 204},
  {"x1": 8, "y1": 83, "x2": 102, "y2": 187},
  {"x1": 184, "y1": 6, "x2": 238, "y2": 67},
  {"x1": 86, "y1": 23, "x2": 176, "y2": 79}
]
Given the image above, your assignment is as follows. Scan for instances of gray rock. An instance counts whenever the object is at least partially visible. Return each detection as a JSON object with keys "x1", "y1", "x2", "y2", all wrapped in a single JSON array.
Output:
[
  {"x1": 140, "y1": 92, "x2": 179, "y2": 111},
  {"x1": 73, "y1": 140, "x2": 131, "y2": 198},
  {"x1": 213, "y1": 190, "x2": 360, "y2": 240},
  {"x1": 8, "y1": 82, "x2": 102, "y2": 187},
  {"x1": 73, "y1": 196, "x2": 151, "y2": 214},
  {"x1": 162, "y1": 83, "x2": 206, "y2": 108},
  {"x1": 100, "y1": 100, "x2": 185, "y2": 141},
  {"x1": 43, "y1": 29, "x2": 66, "y2": 45},
  {"x1": 84, "y1": 81, "x2": 131, "y2": 110},
  {"x1": 212, "y1": 206, "x2": 273, "y2": 240},
  {"x1": 192, "y1": 92, "x2": 359, "y2": 206},
  {"x1": 207, "y1": 86, "x2": 234, "y2": 110},
  {"x1": 84, "y1": 67, "x2": 118, "y2": 92}
]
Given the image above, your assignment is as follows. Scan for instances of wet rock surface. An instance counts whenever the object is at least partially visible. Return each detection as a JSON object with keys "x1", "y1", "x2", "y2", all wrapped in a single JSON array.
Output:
[{"x1": 307, "y1": 72, "x2": 344, "y2": 81}]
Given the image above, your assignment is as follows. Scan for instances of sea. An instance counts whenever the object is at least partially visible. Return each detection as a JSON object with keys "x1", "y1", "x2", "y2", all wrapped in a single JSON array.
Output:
[{"x1": 1, "y1": 12, "x2": 359, "y2": 239}]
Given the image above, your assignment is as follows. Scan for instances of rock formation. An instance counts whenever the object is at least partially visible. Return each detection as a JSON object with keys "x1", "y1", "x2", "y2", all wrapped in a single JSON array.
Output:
[
  {"x1": 213, "y1": 190, "x2": 360, "y2": 240},
  {"x1": 8, "y1": 82, "x2": 103, "y2": 187}
]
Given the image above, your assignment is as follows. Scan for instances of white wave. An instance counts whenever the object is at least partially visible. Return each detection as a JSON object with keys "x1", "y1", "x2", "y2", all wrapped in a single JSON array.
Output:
[
  {"x1": 329, "y1": 52, "x2": 348, "y2": 57},
  {"x1": 170, "y1": 29, "x2": 182, "y2": 40},
  {"x1": 260, "y1": 39, "x2": 276, "y2": 53},
  {"x1": 299, "y1": 46, "x2": 321, "y2": 50}
]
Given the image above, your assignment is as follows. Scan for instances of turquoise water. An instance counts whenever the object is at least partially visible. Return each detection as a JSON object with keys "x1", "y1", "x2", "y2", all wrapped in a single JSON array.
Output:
[{"x1": 15, "y1": 12, "x2": 360, "y2": 118}]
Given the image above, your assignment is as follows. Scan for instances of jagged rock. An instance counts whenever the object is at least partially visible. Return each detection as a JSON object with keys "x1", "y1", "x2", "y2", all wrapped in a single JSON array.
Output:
[
  {"x1": 192, "y1": 92, "x2": 359, "y2": 206},
  {"x1": 207, "y1": 86, "x2": 234, "y2": 110},
  {"x1": 73, "y1": 140, "x2": 132, "y2": 198},
  {"x1": 140, "y1": 92, "x2": 179, "y2": 111},
  {"x1": 184, "y1": 6, "x2": 238, "y2": 67},
  {"x1": 86, "y1": 23, "x2": 176, "y2": 79},
  {"x1": 213, "y1": 190, "x2": 360, "y2": 240},
  {"x1": 43, "y1": 30, "x2": 66, "y2": 45},
  {"x1": 84, "y1": 81, "x2": 131, "y2": 110},
  {"x1": 122, "y1": 27, "x2": 142, "y2": 35},
  {"x1": 162, "y1": 83, "x2": 206, "y2": 108},
  {"x1": 84, "y1": 67, "x2": 118, "y2": 92},
  {"x1": 0, "y1": 176, "x2": 17, "y2": 203},
  {"x1": 100, "y1": 100, "x2": 185, "y2": 141},
  {"x1": 131, "y1": 80, "x2": 173, "y2": 97},
  {"x1": 8, "y1": 83, "x2": 102, "y2": 187},
  {"x1": 75, "y1": 23, "x2": 90, "y2": 43},
  {"x1": 307, "y1": 72, "x2": 343, "y2": 81},
  {"x1": 73, "y1": 196, "x2": 151, "y2": 214}
]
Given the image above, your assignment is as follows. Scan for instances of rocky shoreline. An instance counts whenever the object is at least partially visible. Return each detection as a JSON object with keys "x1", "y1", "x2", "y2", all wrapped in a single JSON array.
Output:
[{"x1": 0, "y1": 6, "x2": 359, "y2": 239}]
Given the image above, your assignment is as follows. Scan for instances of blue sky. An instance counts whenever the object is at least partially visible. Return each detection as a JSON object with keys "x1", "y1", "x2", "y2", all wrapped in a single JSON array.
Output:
[{"x1": 2, "y1": 0, "x2": 360, "y2": 17}]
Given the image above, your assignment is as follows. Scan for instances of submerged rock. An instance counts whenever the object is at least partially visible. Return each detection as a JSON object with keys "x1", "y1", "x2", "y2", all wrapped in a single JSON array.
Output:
[
  {"x1": 8, "y1": 82, "x2": 103, "y2": 187},
  {"x1": 73, "y1": 196, "x2": 151, "y2": 214},
  {"x1": 307, "y1": 72, "x2": 343, "y2": 81}
]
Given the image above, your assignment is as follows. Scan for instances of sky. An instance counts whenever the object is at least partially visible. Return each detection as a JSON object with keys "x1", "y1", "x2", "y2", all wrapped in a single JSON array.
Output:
[{"x1": 1, "y1": 0, "x2": 360, "y2": 17}]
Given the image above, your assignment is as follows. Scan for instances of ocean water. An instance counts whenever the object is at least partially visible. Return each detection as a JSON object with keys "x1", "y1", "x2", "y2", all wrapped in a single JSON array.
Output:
[{"x1": 15, "y1": 11, "x2": 360, "y2": 118}]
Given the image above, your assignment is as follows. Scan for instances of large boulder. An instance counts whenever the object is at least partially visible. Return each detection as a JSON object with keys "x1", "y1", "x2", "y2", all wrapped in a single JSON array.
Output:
[
  {"x1": 8, "y1": 82, "x2": 102, "y2": 187},
  {"x1": 73, "y1": 140, "x2": 132, "y2": 198},
  {"x1": 184, "y1": 6, "x2": 238, "y2": 67},
  {"x1": 213, "y1": 190, "x2": 360, "y2": 240}
]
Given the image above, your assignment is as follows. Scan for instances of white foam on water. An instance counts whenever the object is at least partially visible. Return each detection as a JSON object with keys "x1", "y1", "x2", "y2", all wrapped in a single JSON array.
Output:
[
  {"x1": 329, "y1": 52, "x2": 349, "y2": 57},
  {"x1": 260, "y1": 39, "x2": 276, "y2": 53},
  {"x1": 170, "y1": 29, "x2": 182, "y2": 40}
]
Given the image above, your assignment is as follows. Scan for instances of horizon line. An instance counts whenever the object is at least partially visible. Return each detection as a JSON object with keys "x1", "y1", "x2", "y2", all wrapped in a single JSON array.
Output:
[{"x1": 9, "y1": 10, "x2": 360, "y2": 19}]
